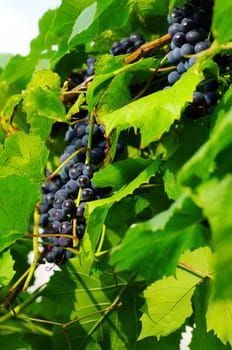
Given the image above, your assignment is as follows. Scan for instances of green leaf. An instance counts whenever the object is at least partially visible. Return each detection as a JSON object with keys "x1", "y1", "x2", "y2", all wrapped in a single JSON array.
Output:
[
  {"x1": 0, "y1": 174, "x2": 39, "y2": 251},
  {"x1": 0, "y1": 132, "x2": 49, "y2": 183},
  {"x1": 0, "y1": 55, "x2": 35, "y2": 91},
  {"x1": 87, "y1": 56, "x2": 159, "y2": 114},
  {"x1": 0, "y1": 250, "x2": 15, "y2": 287},
  {"x1": 190, "y1": 280, "x2": 230, "y2": 350},
  {"x1": 92, "y1": 157, "x2": 151, "y2": 190},
  {"x1": 98, "y1": 66, "x2": 203, "y2": 148},
  {"x1": 110, "y1": 194, "x2": 208, "y2": 281},
  {"x1": 41, "y1": 257, "x2": 142, "y2": 350},
  {"x1": 207, "y1": 299, "x2": 232, "y2": 346},
  {"x1": 212, "y1": 1, "x2": 232, "y2": 44},
  {"x1": 69, "y1": 2, "x2": 97, "y2": 41},
  {"x1": 136, "y1": 330, "x2": 183, "y2": 350},
  {"x1": 0, "y1": 54, "x2": 13, "y2": 69},
  {"x1": 138, "y1": 248, "x2": 212, "y2": 339},
  {"x1": 86, "y1": 157, "x2": 161, "y2": 252},
  {"x1": 196, "y1": 175, "x2": 232, "y2": 299},
  {"x1": 23, "y1": 70, "x2": 66, "y2": 137},
  {"x1": 68, "y1": 0, "x2": 130, "y2": 49}
]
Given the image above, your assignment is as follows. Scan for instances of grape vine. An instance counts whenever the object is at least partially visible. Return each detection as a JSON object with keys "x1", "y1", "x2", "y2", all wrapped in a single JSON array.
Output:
[{"x1": 0, "y1": 1, "x2": 232, "y2": 350}]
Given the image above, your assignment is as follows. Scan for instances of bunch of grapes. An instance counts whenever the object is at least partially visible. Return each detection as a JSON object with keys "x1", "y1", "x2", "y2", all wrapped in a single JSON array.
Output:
[
  {"x1": 110, "y1": 33, "x2": 145, "y2": 56},
  {"x1": 166, "y1": 0, "x2": 220, "y2": 118},
  {"x1": 39, "y1": 115, "x2": 111, "y2": 264},
  {"x1": 65, "y1": 57, "x2": 96, "y2": 90}
]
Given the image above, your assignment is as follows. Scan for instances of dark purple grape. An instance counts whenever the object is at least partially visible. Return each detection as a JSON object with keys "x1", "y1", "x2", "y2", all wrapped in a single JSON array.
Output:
[
  {"x1": 40, "y1": 213, "x2": 49, "y2": 227},
  {"x1": 169, "y1": 7, "x2": 182, "y2": 24},
  {"x1": 54, "y1": 196, "x2": 65, "y2": 209},
  {"x1": 172, "y1": 32, "x2": 186, "y2": 47},
  {"x1": 204, "y1": 92, "x2": 218, "y2": 106},
  {"x1": 59, "y1": 221, "x2": 73, "y2": 234},
  {"x1": 181, "y1": 18, "x2": 194, "y2": 33},
  {"x1": 66, "y1": 179, "x2": 79, "y2": 195},
  {"x1": 49, "y1": 220, "x2": 61, "y2": 232},
  {"x1": 40, "y1": 201, "x2": 51, "y2": 214},
  {"x1": 129, "y1": 33, "x2": 144, "y2": 43},
  {"x1": 180, "y1": 43, "x2": 194, "y2": 56},
  {"x1": 188, "y1": 56, "x2": 197, "y2": 67},
  {"x1": 55, "y1": 189, "x2": 68, "y2": 200},
  {"x1": 180, "y1": 4, "x2": 195, "y2": 17},
  {"x1": 76, "y1": 224, "x2": 85, "y2": 238},
  {"x1": 58, "y1": 236, "x2": 72, "y2": 247},
  {"x1": 77, "y1": 175, "x2": 90, "y2": 188},
  {"x1": 69, "y1": 163, "x2": 84, "y2": 179},
  {"x1": 172, "y1": 47, "x2": 182, "y2": 61},
  {"x1": 65, "y1": 250, "x2": 75, "y2": 259},
  {"x1": 168, "y1": 23, "x2": 184, "y2": 36},
  {"x1": 62, "y1": 199, "x2": 76, "y2": 215},
  {"x1": 186, "y1": 30, "x2": 201, "y2": 44},
  {"x1": 168, "y1": 71, "x2": 181, "y2": 85},
  {"x1": 65, "y1": 128, "x2": 75, "y2": 142},
  {"x1": 81, "y1": 134, "x2": 89, "y2": 147},
  {"x1": 48, "y1": 208, "x2": 67, "y2": 221},
  {"x1": 167, "y1": 51, "x2": 177, "y2": 64},
  {"x1": 194, "y1": 41, "x2": 210, "y2": 53},
  {"x1": 81, "y1": 188, "x2": 95, "y2": 201},
  {"x1": 74, "y1": 122, "x2": 86, "y2": 138},
  {"x1": 76, "y1": 203, "x2": 85, "y2": 217},
  {"x1": 177, "y1": 61, "x2": 186, "y2": 74},
  {"x1": 192, "y1": 91, "x2": 205, "y2": 105}
]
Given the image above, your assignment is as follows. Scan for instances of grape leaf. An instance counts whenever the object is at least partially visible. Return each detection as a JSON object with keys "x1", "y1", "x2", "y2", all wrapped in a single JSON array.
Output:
[
  {"x1": 98, "y1": 66, "x2": 203, "y2": 148},
  {"x1": 110, "y1": 194, "x2": 209, "y2": 281},
  {"x1": 207, "y1": 299, "x2": 232, "y2": 346},
  {"x1": 212, "y1": 1, "x2": 232, "y2": 44},
  {"x1": 0, "y1": 250, "x2": 15, "y2": 287},
  {"x1": 87, "y1": 56, "x2": 159, "y2": 114},
  {"x1": 136, "y1": 330, "x2": 183, "y2": 350},
  {"x1": 0, "y1": 55, "x2": 35, "y2": 91},
  {"x1": 190, "y1": 280, "x2": 230, "y2": 350},
  {"x1": 139, "y1": 248, "x2": 212, "y2": 339},
  {"x1": 69, "y1": 2, "x2": 97, "y2": 41},
  {"x1": 86, "y1": 157, "x2": 161, "y2": 252},
  {"x1": 92, "y1": 157, "x2": 151, "y2": 190},
  {"x1": 23, "y1": 70, "x2": 66, "y2": 135},
  {"x1": 68, "y1": 0, "x2": 130, "y2": 49},
  {"x1": 196, "y1": 175, "x2": 232, "y2": 299},
  {"x1": 0, "y1": 175, "x2": 39, "y2": 252},
  {"x1": 41, "y1": 256, "x2": 142, "y2": 350},
  {"x1": 0, "y1": 132, "x2": 49, "y2": 183}
]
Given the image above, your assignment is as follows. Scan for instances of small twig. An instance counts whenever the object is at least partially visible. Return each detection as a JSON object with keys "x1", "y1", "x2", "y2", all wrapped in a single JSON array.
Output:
[{"x1": 124, "y1": 33, "x2": 171, "y2": 64}]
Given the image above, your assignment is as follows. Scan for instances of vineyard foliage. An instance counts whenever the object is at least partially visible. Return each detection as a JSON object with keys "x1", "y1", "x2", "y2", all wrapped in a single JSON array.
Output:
[{"x1": 0, "y1": 0, "x2": 232, "y2": 349}]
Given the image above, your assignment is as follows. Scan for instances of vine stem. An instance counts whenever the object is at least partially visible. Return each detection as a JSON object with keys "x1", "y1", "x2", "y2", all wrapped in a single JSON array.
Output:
[
  {"x1": 0, "y1": 286, "x2": 44, "y2": 324},
  {"x1": 85, "y1": 110, "x2": 95, "y2": 165},
  {"x1": 45, "y1": 146, "x2": 86, "y2": 181},
  {"x1": 178, "y1": 261, "x2": 213, "y2": 279},
  {"x1": 23, "y1": 207, "x2": 40, "y2": 291},
  {"x1": 79, "y1": 273, "x2": 137, "y2": 348}
]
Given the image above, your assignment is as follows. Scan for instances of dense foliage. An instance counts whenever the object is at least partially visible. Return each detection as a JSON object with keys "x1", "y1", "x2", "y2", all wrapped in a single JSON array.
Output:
[{"x1": 0, "y1": 0, "x2": 232, "y2": 349}]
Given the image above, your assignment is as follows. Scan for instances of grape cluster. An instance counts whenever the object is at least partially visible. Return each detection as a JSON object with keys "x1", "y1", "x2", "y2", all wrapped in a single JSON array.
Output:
[
  {"x1": 39, "y1": 115, "x2": 109, "y2": 264},
  {"x1": 166, "y1": 0, "x2": 219, "y2": 118},
  {"x1": 167, "y1": 0, "x2": 213, "y2": 85},
  {"x1": 66, "y1": 57, "x2": 96, "y2": 90},
  {"x1": 110, "y1": 33, "x2": 145, "y2": 56}
]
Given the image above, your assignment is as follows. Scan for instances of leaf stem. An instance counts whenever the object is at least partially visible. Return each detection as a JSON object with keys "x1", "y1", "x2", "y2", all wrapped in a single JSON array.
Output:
[
  {"x1": 45, "y1": 147, "x2": 86, "y2": 181},
  {"x1": 23, "y1": 207, "x2": 40, "y2": 291},
  {"x1": 178, "y1": 261, "x2": 213, "y2": 280}
]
